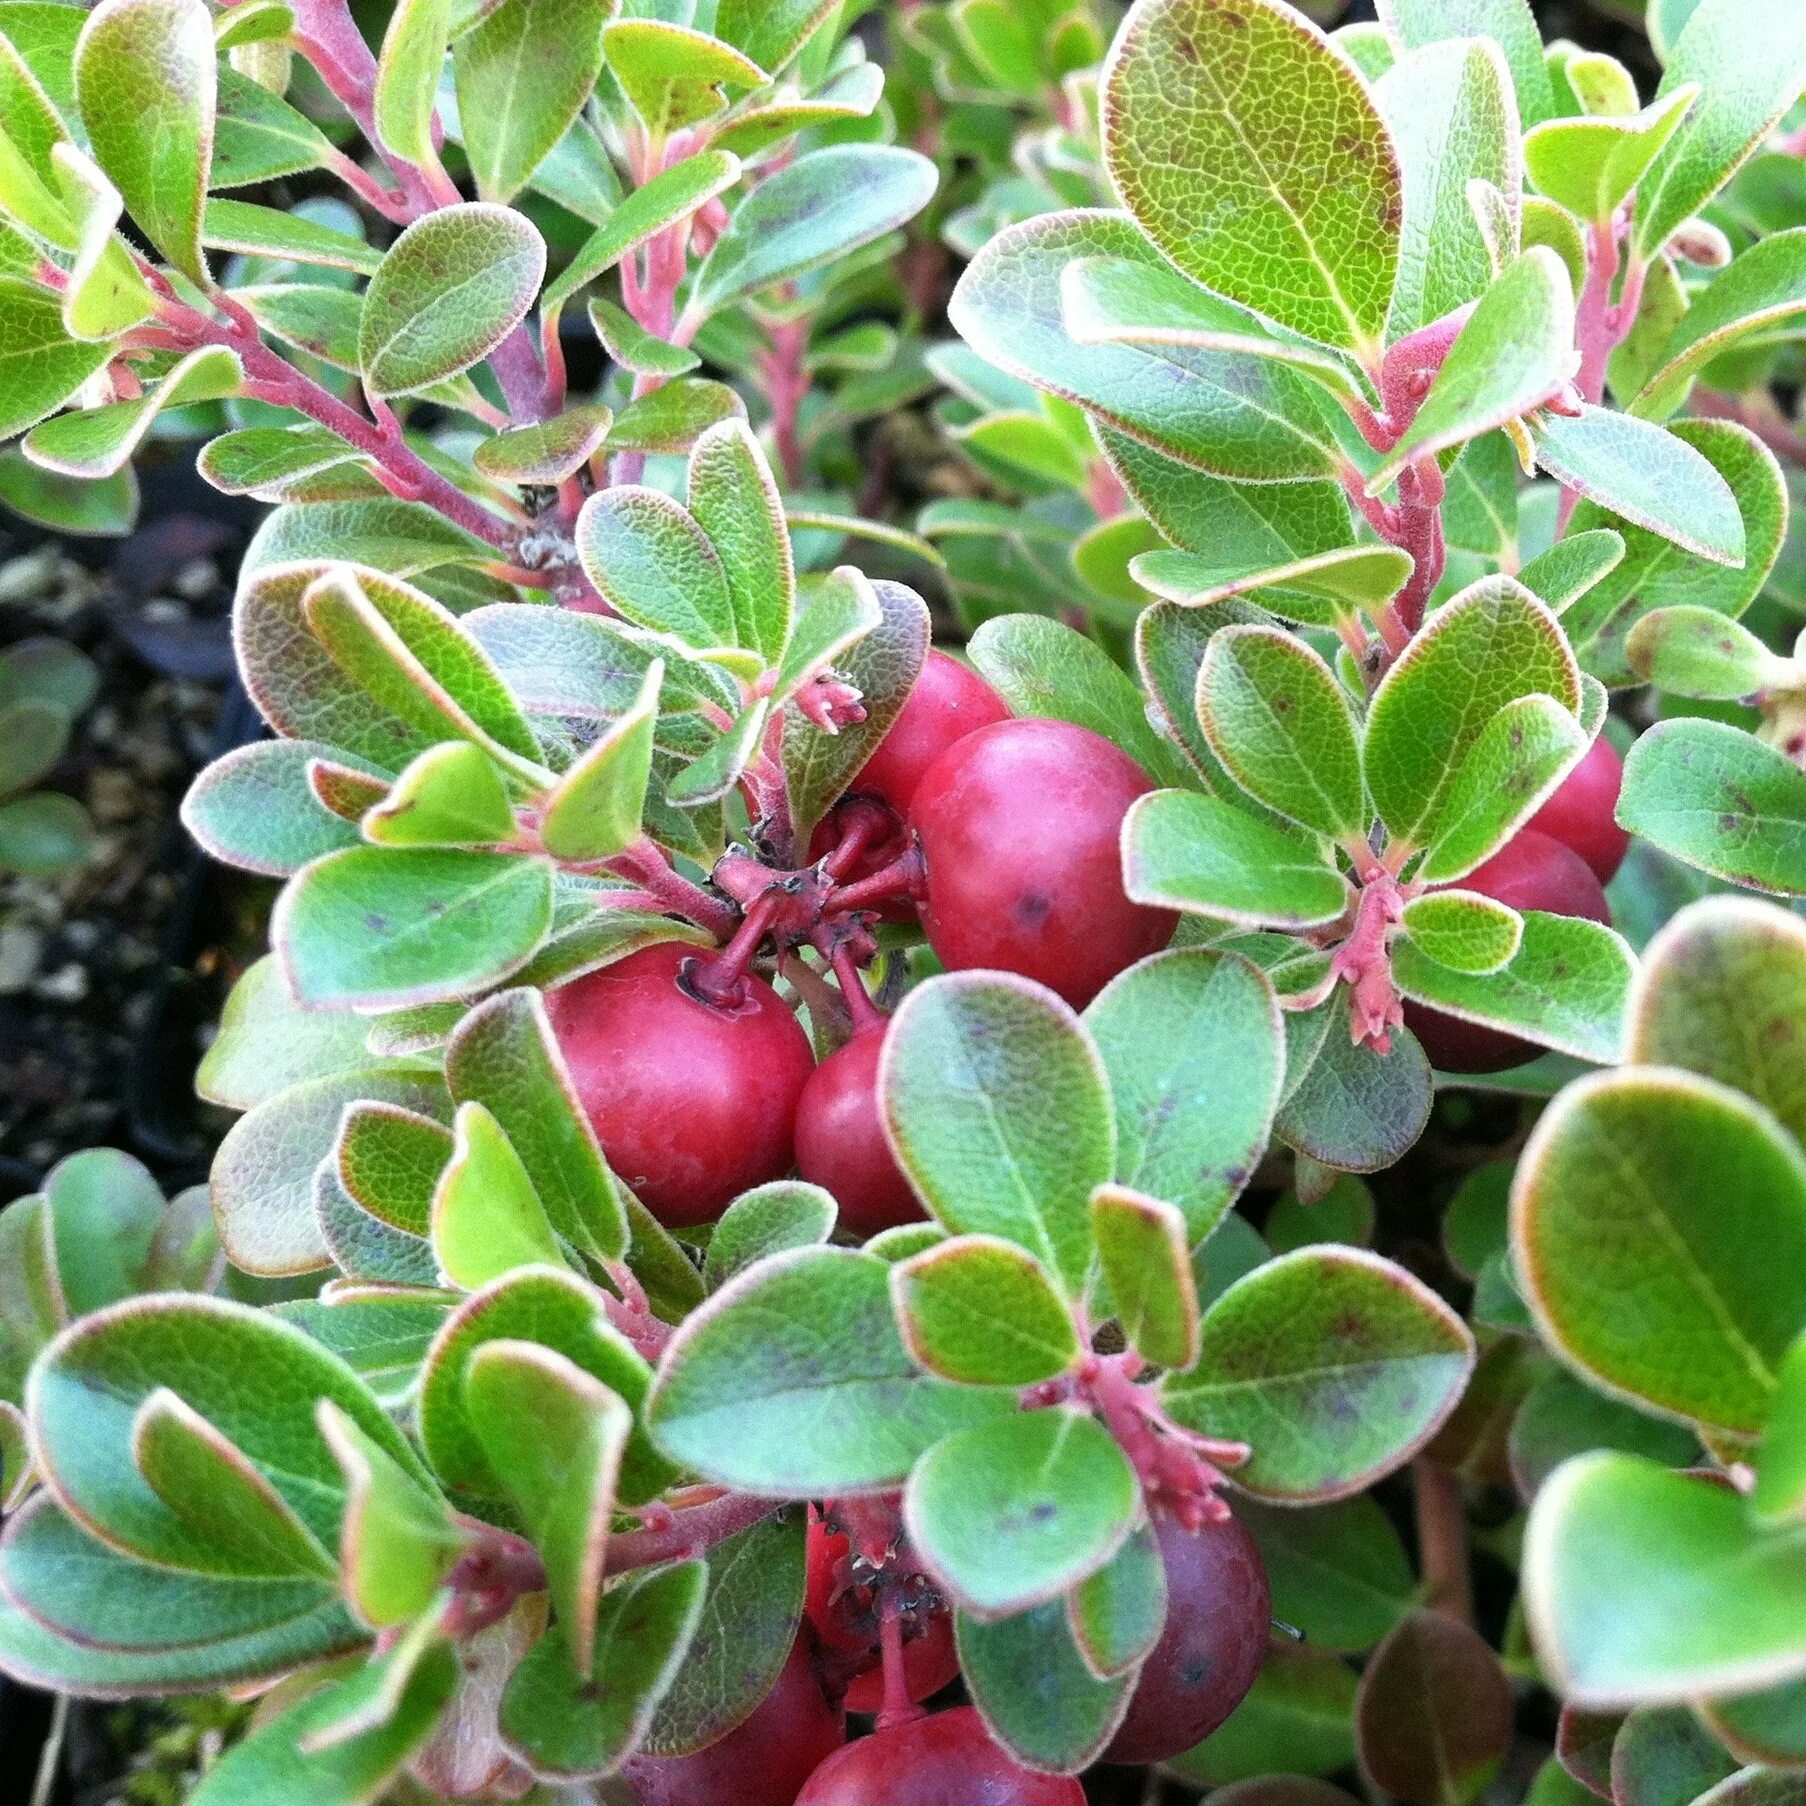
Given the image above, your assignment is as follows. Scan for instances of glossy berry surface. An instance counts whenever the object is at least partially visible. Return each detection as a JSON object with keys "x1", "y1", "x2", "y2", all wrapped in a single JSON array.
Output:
[
  {"x1": 623, "y1": 1634, "x2": 844, "y2": 1806},
  {"x1": 909, "y1": 719, "x2": 1177, "y2": 1008},
  {"x1": 1103, "y1": 1509, "x2": 1271, "y2": 1767},
  {"x1": 796, "y1": 1707, "x2": 1084, "y2": 1806},
  {"x1": 850, "y1": 649, "x2": 1010, "y2": 814},
  {"x1": 1526, "y1": 733, "x2": 1630, "y2": 882},
  {"x1": 1404, "y1": 829, "x2": 1614, "y2": 1075},
  {"x1": 794, "y1": 1026, "x2": 924, "y2": 1236},
  {"x1": 547, "y1": 942, "x2": 815, "y2": 1227}
]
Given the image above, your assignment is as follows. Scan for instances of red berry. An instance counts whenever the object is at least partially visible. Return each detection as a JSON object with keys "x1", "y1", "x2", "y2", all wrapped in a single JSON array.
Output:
[
  {"x1": 805, "y1": 1510, "x2": 871, "y2": 1655},
  {"x1": 841, "y1": 1608, "x2": 959, "y2": 1714},
  {"x1": 796, "y1": 1708, "x2": 1083, "y2": 1806},
  {"x1": 624, "y1": 1635, "x2": 844, "y2": 1806},
  {"x1": 1403, "y1": 829, "x2": 1614, "y2": 1075},
  {"x1": 1103, "y1": 1509, "x2": 1271, "y2": 1766},
  {"x1": 1527, "y1": 733, "x2": 1630, "y2": 882},
  {"x1": 794, "y1": 1025, "x2": 924, "y2": 1237},
  {"x1": 909, "y1": 719, "x2": 1177, "y2": 1009},
  {"x1": 546, "y1": 942, "x2": 815, "y2": 1227},
  {"x1": 851, "y1": 650, "x2": 1010, "y2": 815}
]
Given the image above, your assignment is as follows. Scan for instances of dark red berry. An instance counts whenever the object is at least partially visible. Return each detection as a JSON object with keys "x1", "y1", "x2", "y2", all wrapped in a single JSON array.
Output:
[
  {"x1": 841, "y1": 1608, "x2": 959, "y2": 1714},
  {"x1": 805, "y1": 1509, "x2": 871, "y2": 1655},
  {"x1": 1527, "y1": 732, "x2": 1630, "y2": 883},
  {"x1": 1103, "y1": 1509, "x2": 1271, "y2": 1766},
  {"x1": 909, "y1": 718, "x2": 1177, "y2": 1008},
  {"x1": 851, "y1": 650, "x2": 1010, "y2": 815},
  {"x1": 794, "y1": 1025, "x2": 924, "y2": 1237},
  {"x1": 1403, "y1": 828, "x2": 1614, "y2": 1075},
  {"x1": 796, "y1": 1707, "x2": 1083, "y2": 1806},
  {"x1": 547, "y1": 942, "x2": 815, "y2": 1227},
  {"x1": 623, "y1": 1634, "x2": 844, "y2": 1806}
]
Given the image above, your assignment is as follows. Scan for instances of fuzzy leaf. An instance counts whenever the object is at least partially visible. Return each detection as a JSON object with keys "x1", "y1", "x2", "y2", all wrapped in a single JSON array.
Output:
[
  {"x1": 702, "y1": 1183, "x2": 836, "y2": 1294},
  {"x1": 1090, "y1": 1185, "x2": 1199, "y2": 1370},
  {"x1": 431, "y1": 1102, "x2": 567, "y2": 1289},
  {"x1": 1402, "y1": 890, "x2": 1524, "y2": 975},
  {"x1": 891, "y1": 1236, "x2": 1079, "y2": 1387}
]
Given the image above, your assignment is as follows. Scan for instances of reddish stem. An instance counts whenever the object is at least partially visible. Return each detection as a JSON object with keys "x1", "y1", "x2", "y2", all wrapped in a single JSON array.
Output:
[
  {"x1": 829, "y1": 845, "x2": 925, "y2": 914},
  {"x1": 760, "y1": 315, "x2": 811, "y2": 488},
  {"x1": 827, "y1": 940, "x2": 887, "y2": 1035},
  {"x1": 602, "y1": 1492, "x2": 784, "y2": 1576},
  {"x1": 602, "y1": 837, "x2": 739, "y2": 939},
  {"x1": 874, "y1": 1590, "x2": 925, "y2": 1730},
  {"x1": 688, "y1": 892, "x2": 783, "y2": 1005}
]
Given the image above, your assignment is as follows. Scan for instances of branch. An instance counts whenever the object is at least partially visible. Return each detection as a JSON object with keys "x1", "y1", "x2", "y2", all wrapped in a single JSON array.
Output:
[{"x1": 603, "y1": 1492, "x2": 784, "y2": 1574}]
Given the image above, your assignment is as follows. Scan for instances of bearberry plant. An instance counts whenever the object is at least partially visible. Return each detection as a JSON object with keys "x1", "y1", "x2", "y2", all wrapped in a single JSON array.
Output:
[{"x1": 4, "y1": 1, "x2": 1806, "y2": 1803}]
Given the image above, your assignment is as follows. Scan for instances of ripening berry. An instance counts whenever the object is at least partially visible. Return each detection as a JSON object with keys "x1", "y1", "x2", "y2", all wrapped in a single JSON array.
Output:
[
  {"x1": 1103, "y1": 1509, "x2": 1271, "y2": 1766},
  {"x1": 547, "y1": 942, "x2": 815, "y2": 1227},
  {"x1": 794, "y1": 1026, "x2": 924, "y2": 1237},
  {"x1": 850, "y1": 650, "x2": 1010, "y2": 814},
  {"x1": 805, "y1": 1510, "x2": 871, "y2": 1655},
  {"x1": 622, "y1": 1634, "x2": 844, "y2": 1806},
  {"x1": 909, "y1": 718, "x2": 1177, "y2": 1007},
  {"x1": 1526, "y1": 732, "x2": 1630, "y2": 882},
  {"x1": 841, "y1": 1609, "x2": 960, "y2": 1715},
  {"x1": 1403, "y1": 829, "x2": 1613, "y2": 1075},
  {"x1": 795, "y1": 1707, "x2": 1084, "y2": 1805}
]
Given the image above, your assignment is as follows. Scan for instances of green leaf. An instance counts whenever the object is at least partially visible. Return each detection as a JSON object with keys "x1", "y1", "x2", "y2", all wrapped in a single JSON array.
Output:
[
  {"x1": 690, "y1": 145, "x2": 936, "y2": 322},
  {"x1": 373, "y1": 0, "x2": 450, "y2": 171},
  {"x1": 1199, "y1": 625, "x2": 1366, "y2": 839},
  {"x1": 416, "y1": 1265, "x2": 667, "y2": 1506},
  {"x1": 334, "y1": 1101, "x2": 450, "y2": 1237},
  {"x1": 1526, "y1": 86, "x2": 1700, "y2": 227},
  {"x1": 950, "y1": 213, "x2": 1352, "y2": 484},
  {"x1": 1069, "y1": 1519, "x2": 1168, "y2": 1679},
  {"x1": 662, "y1": 694, "x2": 767, "y2": 807},
  {"x1": 1278, "y1": 1018, "x2": 1433, "y2": 1174},
  {"x1": 906, "y1": 1410, "x2": 1139, "y2": 1618},
  {"x1": 1085, "y1": 950, "x2": 1284, "y2": 1245},
  {"x1": 1091, "y1": 1184, "x2": 1199, "y2": 1370},
  {"x1": 891, "y1": 1235, "x2": 1079, "y2": 1386},
  {"x1": 1509, "y1": 1369, "x2": 1700, "y2": 1502},
  {"x1": 0, "y1": 447, "x2": 136, "y2": 536},
  {"x1": 180, "y1": 739, "x2": 375, "y2": 877},
  {"x1": 278, "y1": 846, "x2": 553, "y2": 1010},
  {"x1": 1525, "y1": 1452, "x2": 1806, "y2": 1705},
  {"x1": 131, "y1": 1387, "x2": 336, "y2": 1580},
  {"x1": 1533, "y1": 406, "x2": 1747, "y2": 567},
  {"x1": 1397, "y1": 909, "x2": 1635, "y2": 1063},
  {"x1": 1618, "y1": 718, "x2": 1806, "y2": 896},
  {"x1": 1375, "y1": 0, "x2": 1556, "y2": 126},
  {"x1": 31, "y1": 1294, "x2": 433, "y2": 1577},
  {"x1": 1364, "y1": 575, "x2": 1580, "y2": 851},
  {"x1": 1635, "y1": 230, "x2": 1806, "y2": 421},
  {"x1": 781, "y1": 577, "x2": 929, "y2": 842},
  {"x1": 278, "y1": 1296, "x2": 452, "y2": 1412},
  {"x1": 967, "y1": 612, "x2": 1189, "y2": 790},
  {"x1": 702, "y1": 1182, "x2": 836, "y2": 1294},
  {"x1": 186, "y1": 1636, "x2": 457, "y2": 1806},
  {"x1": 42, "y1": 1147, "x2": 174, "y2": 1316},
  {"x1": 1058, "y1": 255, "x2": 1371, "y2": 408},
  {"x1": 603, "y1": 18, "x2": 765, "y2": 136},
  {"x1": 1755, "y1": 1333, "x2": 1806, "y2": 1525},
  {"x1": 1122, "y1": 788, "x2": 1352, "y2": 930},
  {"x1": 574, "y1": 486, "x2": 737, "y2": 654},
  {"x1": 0, "y1": 279, "x2": 111, "y2": 442},
  {"x1": 540, "y1": 658, "x2": 660, "y2": 860},
  {"x1": 360, "y1": 204, "x2": 546, "y2": 399},
  {"x1": 1375, "y1": 39, "x2": 1522, "y2": 340},
  {"x1": 588, "y1": 294, "x2": 699, "y2": 378},
  {"x1": 472, "y1": 405, "x2": 613, "y2": 485},
  {"x1": 606, "y1": 376, "x2": 746, "y2": 455},
  {"x1": 645, "y1": 1246, "x2": 1012, "y2": 1494},
  {"x1": 1629, "y1": 896, "x2": 1806, "y2": 1146},
  {"x1": 74, "y1": 0, "x2": 213, "y2": 284},
  {"x1": 212, "y1": 66, "x2": 336, "y2": 187},
  {"x1": 1612, "y1": 1706, "x2": 1739, "y2": 1806},
  {"x1": 244, "y1": 502, "x2": 493, "y2": 589},
  {"x1": 541, "y1": 149, "x2": 741, "y2": 317},
  {"x1": 687, "y1": 419, "x2": 792, "y2": 666},
  {"x1": 1632, "y1": 0, "x2": 1806, "y2": 261},
  {"x1": 198, "y1": 425, "x2": 364, "y2": 500},
  {"x1": 1101, "y1": 0, "x2": 1400, "y2": 363},
  {"x1": 1704, "y1": 1679, "x2": 1806, "y2": 1770},
  {"x1": 1369, "y1": 250, "x2": 1579, "y2": 493},
  {"x1": 498, "y1": 1562, "x2": 706, "y2": 1780},
  {"x1": 1131, "y1": 545, "x2": 1412, "y2": 629},
  {"x1": 881, "y1": 971, "x2": 1115, "y2": 1300},
  {"x1": 1520, "y1": 530, "x2": 1627, "y2": 615},
  {"x1": 1515, "y1": 1067, "x2": 1806, "y2": 1434},
  {"x1": 956, "y1": 1597, "x2": 1134, "y2": 1775},
  {"x1": 1565, "y1": 420, "x2": 1786, "y2": 686},
  {"x1": 455, "y1": 0, "x2": 612, "y2": 202},
  {"x1": 315, "y1": 1401, "x2": 462, "y2": 1630},
  {"x1": 640, "y1": 1508, "x2": 803, "y2": 1757},
  {"x1": 1162, "y1": 1246, "x2": 1476, "y2": 1500},
  {"x1": 714, "y1": 0, "x2": 836, "y2": 71},
  {"x1": 1627, "y1": 608, "x2": 1788, "y2": 700},
  {"x1": 1240, "y1": 1494, "x2": 1413, "y2": 1654},
  {"x1": 1402, "y1": 890, "x2": 1524, "y2": 975},
  {"x1": 1419, "y1": 695, "x2": 1591, "y2": 883},
  {"x1": 467, "y1": 1339, "x2": 629, "y2": 1676},
  {"x1": 1356, "y1": 1611, "x2": 1514, "y2": 1806},
  {"x1": 770, "y1": 567, "x2": 881, "y2": 710},
  {"x1": 362, "y1": 741, "x2": 515, "y2": 847},
  {"x1": 430, "y1": 1101, "x2": 566, "y2": 1289}
]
